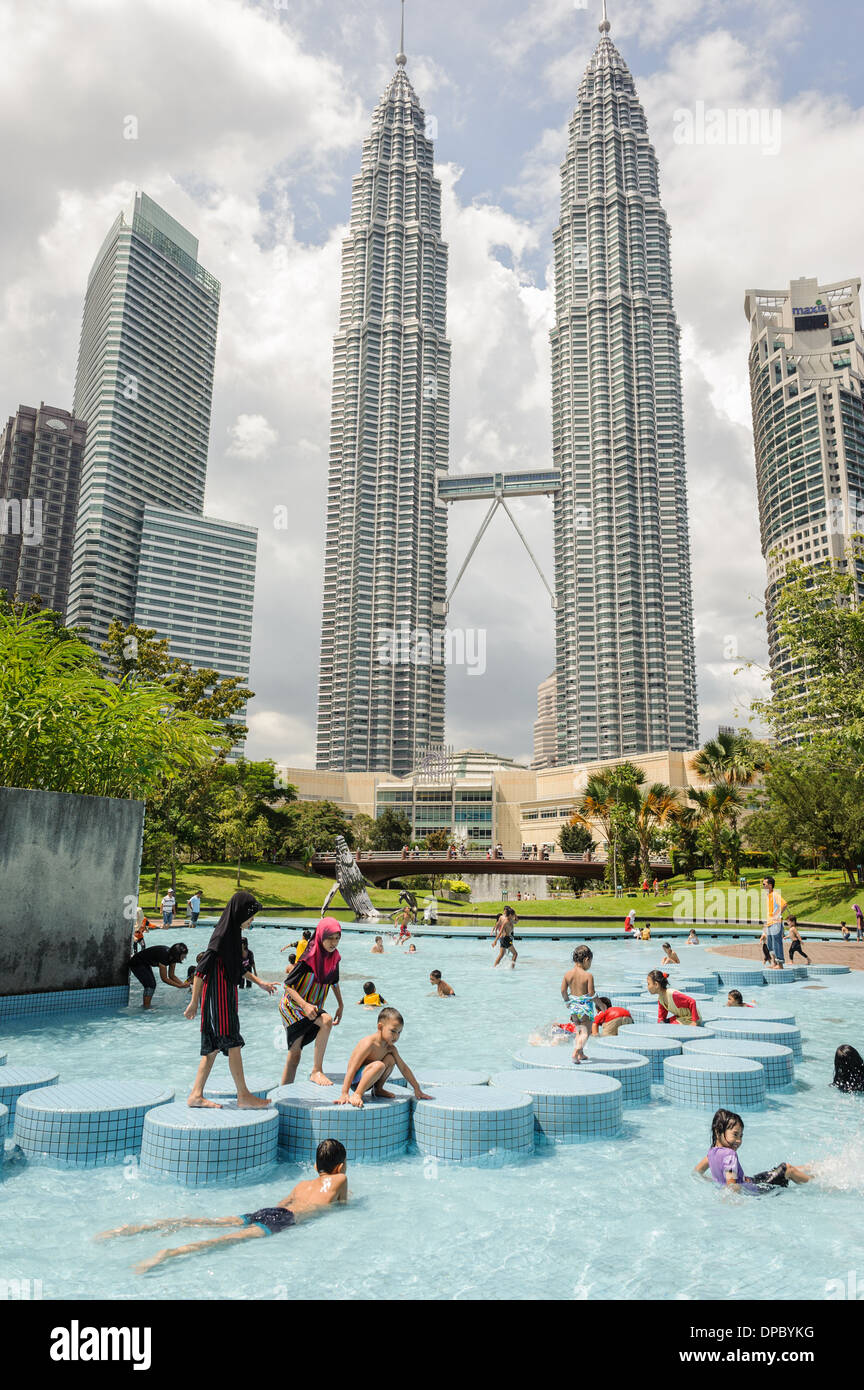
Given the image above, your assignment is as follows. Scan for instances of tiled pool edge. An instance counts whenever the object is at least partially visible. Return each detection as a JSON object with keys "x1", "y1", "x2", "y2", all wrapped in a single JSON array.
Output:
[{"x1": 0, "y1": 986, "x2": 130, "y2": 1022}]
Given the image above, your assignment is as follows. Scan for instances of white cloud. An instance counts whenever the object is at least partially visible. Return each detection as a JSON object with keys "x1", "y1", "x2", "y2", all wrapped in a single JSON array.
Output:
[{"x1": 227, "y1": 413, "x2": 279, "y2": 460}]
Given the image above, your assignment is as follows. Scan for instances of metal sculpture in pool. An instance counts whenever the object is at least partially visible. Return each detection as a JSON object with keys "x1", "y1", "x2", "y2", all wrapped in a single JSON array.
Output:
[{"x1": 321, "y1": 836, "x2": 380, "y2": 920}]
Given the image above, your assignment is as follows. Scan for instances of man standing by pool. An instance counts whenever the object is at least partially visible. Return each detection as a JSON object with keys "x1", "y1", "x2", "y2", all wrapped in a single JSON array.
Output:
[{"x1": 762, "y1": 876, "x2": 787, "y2": 965}]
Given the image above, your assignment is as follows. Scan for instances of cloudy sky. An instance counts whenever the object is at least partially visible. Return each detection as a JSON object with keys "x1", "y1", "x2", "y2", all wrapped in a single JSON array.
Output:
[{"x1": 3, "y1": 0, "x2": 864, "y2": 766}]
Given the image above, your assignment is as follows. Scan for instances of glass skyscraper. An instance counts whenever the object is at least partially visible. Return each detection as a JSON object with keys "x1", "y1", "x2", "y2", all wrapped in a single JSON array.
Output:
[
  {"x1": 744, "y1": 275, "x2": 864, "y2": 678},
  {"x1": 66, "y1": 193, "x2": 220, "y2": 647},
  {"x1": 550, "y1": 12, "x2": 698, "y2": 762},
  {"x1": 315, "y1": 37, "x2": 451, "y2": 775}
]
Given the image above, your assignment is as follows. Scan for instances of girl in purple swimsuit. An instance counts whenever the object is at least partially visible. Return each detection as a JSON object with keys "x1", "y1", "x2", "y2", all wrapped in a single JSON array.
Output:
[{"x1": 694, "y1": 1110, "x2": 813, "y2": 1194}]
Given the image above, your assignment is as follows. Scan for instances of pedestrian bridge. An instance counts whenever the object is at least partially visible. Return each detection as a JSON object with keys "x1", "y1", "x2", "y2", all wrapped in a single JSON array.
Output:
[{"x1": 309, "y1": 850, "x2": 675, "y2": 887}]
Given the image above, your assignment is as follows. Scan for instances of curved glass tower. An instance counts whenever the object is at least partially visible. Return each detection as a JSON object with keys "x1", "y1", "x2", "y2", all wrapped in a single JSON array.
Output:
[
  {"x1": 316, "y1": 34, "x2": 450, "y2": 774},
  {"x1": 551, "y1": 9, "x2": 698, "y2": 762}
]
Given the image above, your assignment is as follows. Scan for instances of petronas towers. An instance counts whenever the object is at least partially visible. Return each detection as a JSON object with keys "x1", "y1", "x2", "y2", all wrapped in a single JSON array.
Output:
[
  {"x1": 551, "y1": 12, "x2": 698, "y2": 761},
  {"x1": 316, "y1": 7, "x2": 698, "y2": 774},
  {"x1": 316, "y1": 36, "x2": 450, "y2": 775}
]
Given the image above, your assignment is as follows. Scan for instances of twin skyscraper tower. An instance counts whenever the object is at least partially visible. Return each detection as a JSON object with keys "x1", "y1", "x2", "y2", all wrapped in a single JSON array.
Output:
[{"x1": 316, "y1": 8, "x2": 699, "y2": 775}]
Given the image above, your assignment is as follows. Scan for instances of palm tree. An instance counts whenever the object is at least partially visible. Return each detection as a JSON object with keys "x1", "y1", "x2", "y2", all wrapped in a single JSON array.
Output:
[
  {"x1": 688, "y1": 784, "x2": 744, "y2": 879},
  {"x1": 666, "y1": 805, "x2": 701, "y2": 878},
  {"x1": 627, "y1": 783, "x2": 680, "y2": 880},
  {"x1": 571, "y1": 775, "x2": 618, "y2": 863},
  {"x1": 691, "y1": 731, "x2": 768, "y2": 793}
]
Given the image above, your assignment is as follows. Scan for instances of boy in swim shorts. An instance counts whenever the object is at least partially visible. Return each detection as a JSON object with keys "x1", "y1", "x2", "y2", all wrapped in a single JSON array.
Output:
[
  {"x1": 430, "y1": 970, "x2": 455, "y2": 996},
  {"x1": 336, "y1": 1007, "x2": 432, "y2": 1108},
  {"x1": 95, "y1": 1139, "x2": 348, "y2": 1273},
  {"x1": 561, "y1": 945, "x2": 599, "y2": 1063}
]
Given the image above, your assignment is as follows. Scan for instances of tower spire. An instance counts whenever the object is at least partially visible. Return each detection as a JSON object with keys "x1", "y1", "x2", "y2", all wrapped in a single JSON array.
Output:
[
  {"x1": 599, "y1": 0, "x2": 611, "y2": 34},
  {"x1": 397, "y1": 0, "x2": 406, "y2": 65}
]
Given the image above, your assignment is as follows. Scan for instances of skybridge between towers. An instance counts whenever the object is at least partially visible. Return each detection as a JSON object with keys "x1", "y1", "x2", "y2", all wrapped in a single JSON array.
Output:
[{"x1": 435, "y1": 469, "x2": 561, "y2": 617}]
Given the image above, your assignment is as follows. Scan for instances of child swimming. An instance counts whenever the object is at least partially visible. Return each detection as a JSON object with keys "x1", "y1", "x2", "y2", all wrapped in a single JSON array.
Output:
[
  {"x1": 336, "y1": 1007, "x2": 431, "y2": 1108},
  {"x1": 371, "y1": 936, "x2": 384, "y2": 954},
  {"x1": 832, "y1": 1044, "x2": 864, "y2": 1093},
  {"x1": 357, "y1": 981, "x2": 386, "y2": 1007},
  {"x1": 726, "y1": 989, "x2": 753, "y2": 1008},
  {"x1": 95, "y1": 1138, "x2": 348, "y2": 1272},
  {"x1": 561, "y1": 945, "x2": 599, "y2": 1063},
  {"x1": 686, "y1": 928, "x2": 699, "y2": 945},
  {"x1": 430, "y1": 970, "x2": 455, "y2": 996},
  {"x1": 694, "y1": 1110, "x2": 812, "y2": 1194},
  {"x1": 661, "y1": 942, "x2": 680, "y2": 964}
]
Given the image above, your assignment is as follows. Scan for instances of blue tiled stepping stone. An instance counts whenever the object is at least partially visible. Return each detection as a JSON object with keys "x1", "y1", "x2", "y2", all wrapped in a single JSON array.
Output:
[
  {"x1": 140, "y1": 1102, "x2": 278, "y2": 1185},
  {"x1": 489, "y1": 1069, "x2": 622, "y2": 1143},
  {"x1": 14, "y1": 1081, "x2": 174, "y2": 1167},
  {"x1": 664, "y1": 1053, "x2": 766, "y2": 1109},
  {"x1": 270, "y1": 1080, "x2": 410, "y2": 1163}
]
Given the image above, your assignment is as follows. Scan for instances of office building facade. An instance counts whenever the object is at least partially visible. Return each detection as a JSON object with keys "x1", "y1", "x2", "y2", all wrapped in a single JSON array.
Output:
[
  {"x1": 315, "y1": 40, "x2": 451, "y2": 775},
  {"x1": 550, "y1": 13, "x2": 698, "y2": 763},
  {"x1": 133, "y1": 506, "x2": 257, "y2": 680},
  {"x1": 0, "y1": 404, "x2": 86, "y2": 612}
]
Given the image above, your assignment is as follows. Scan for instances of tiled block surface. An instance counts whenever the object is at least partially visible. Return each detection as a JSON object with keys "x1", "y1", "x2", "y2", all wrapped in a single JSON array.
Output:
[
  {"x1": 202, "y1": 1079, "x2": 276, "y2": 1101},
  {"x1": 700, "y1": 1006, "x2": 797, "y2": 1026},
  {"x1": 0, "y1": 1067, "x2": 59, "y2": 1120},
  {"x1": 576, "y1": 1053, "x2": 651, "y2": 1106},
  {"x1": 664, "y1": 1053, "x2": 766, "y2": 1109},
  {"x1": 489, "y1": 1069, "x2": 622, "y2": 1143},
  {"x1": 14, "y1": 1081, "x2": 174, "y2": 1167},
  {"x1": 805, "y1": 964, "x2": 850, "y2": 976},
  {"x1": 391, "y1": 1069, "x2": 490, "y2": 1088},
  {"x1": 714, "y1": 969, "x2": 767, "y2": 987},
  {"x1": 140, "y1": 1102, "x2": 278, "y2": 1185},
  {"x1": 412, "y1": 1087, "x2": 535, "y2": 1161},
  {"x1": 0, "y1": 1102, "x2": 7, "y2": 1151},
  {"x1": 762, "y1": 971, "x2": 798, "y2": 986},
  {"x1": 270, "y1": 1080, "x2": 410, "y2": 1163},
  {"x1": 0, "y1": 987, "x2": 129, "y2": 1022},
  {"x1": 711, "y1": 1019, "x2": 803, "y2": 1062},
  {"x1": 0, "y1": 1053, "x2": 6, "y2": 1066},
  {"x1": 627, "y1": 1023, "x2": 716, "y2": 1041},
  {"x1": 598, "y1": 1032, "x2": 684, "y2": 1082},
  {"x1": 682, "y1": 1037, "x2": 795, "y2": 1090}
]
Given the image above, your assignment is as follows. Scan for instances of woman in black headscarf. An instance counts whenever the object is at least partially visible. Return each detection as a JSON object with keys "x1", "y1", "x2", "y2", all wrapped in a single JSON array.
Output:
[{"x1": 185, "y1": 891, "x2": 276, "y2": 1108}]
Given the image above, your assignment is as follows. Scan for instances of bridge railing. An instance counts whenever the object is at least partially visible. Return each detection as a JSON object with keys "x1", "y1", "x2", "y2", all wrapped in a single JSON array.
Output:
[{"x1": 312, "y1": 850, "x2": 671, "y2": 865}]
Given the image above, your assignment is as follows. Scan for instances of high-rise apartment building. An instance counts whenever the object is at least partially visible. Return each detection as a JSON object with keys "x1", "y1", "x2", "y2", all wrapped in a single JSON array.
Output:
[
  {"x1": 744, "y1": 275, "x2": 864, "y2": 676},
  {"x1": 315, "y1": 31, "x2": 451, "y2": 775},
  {"x1": 550, "y1": 10, "x2": 698, "y2": 762},
  {"x1": 532, "y1": 672, "x2": 558, "y2": 770},
  {"x1": 66, "y1": 193, "x2": 220, "y2": 648},
  {"x1": 0, "y1": 403, "x2": 86, "y2": 612}
]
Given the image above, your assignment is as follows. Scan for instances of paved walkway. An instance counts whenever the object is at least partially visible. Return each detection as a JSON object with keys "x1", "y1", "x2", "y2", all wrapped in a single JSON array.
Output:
[{"x1": 708, "y1": 941, "x2": 864, "y2": 972}]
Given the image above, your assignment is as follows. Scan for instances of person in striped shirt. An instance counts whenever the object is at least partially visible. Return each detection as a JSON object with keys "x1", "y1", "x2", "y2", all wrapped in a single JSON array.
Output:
[{"x1": 279, "y1": 917, "x2": 344, "y2": 1088}]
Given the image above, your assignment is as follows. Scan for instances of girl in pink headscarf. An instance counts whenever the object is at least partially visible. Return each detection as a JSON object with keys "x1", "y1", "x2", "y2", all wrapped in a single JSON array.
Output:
[{"x1": 279, "y1": 917, "x2": 344, "y2": 1087}]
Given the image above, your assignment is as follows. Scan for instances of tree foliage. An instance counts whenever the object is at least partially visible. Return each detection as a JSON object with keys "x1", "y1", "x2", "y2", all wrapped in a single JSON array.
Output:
[{"x1": 0, "y1": 605, "x2": 220, "y2": 798}]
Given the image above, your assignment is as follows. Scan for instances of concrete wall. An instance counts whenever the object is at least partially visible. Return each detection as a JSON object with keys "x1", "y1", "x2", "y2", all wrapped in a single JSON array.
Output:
[{"x1": 0, "y1": 787, "x2": 144, "y2": 996}]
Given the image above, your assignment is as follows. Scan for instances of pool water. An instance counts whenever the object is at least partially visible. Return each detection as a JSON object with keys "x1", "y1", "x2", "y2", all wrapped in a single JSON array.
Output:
[{"x1": 2, "y1": 928, "x2": 864, "y2": 1301}]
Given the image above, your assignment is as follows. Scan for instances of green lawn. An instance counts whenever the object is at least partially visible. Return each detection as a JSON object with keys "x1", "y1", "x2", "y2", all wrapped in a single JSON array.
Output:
[{"x1": 138, "y1": 863, "x2": 862, "y2": 926}]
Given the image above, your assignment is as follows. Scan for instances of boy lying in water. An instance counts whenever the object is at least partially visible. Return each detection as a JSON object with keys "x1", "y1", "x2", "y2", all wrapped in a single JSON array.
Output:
[{"x1": 94, "y1": 1139, "x2": 347, "y2": 1273}]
